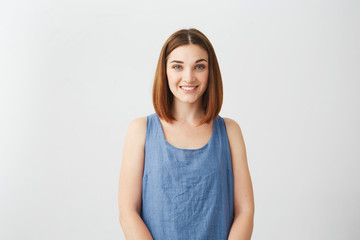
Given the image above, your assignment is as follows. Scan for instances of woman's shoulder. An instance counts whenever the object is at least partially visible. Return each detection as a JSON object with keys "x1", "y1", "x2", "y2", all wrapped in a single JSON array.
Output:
[
  {"x1": 222, "y1": 117, "x2": 240, "y2": 130},
  {"x1": 125, "y1": 116, "x2": 148, "y2": 145},
  {"x1": 129, "y1": 115, "x2": 147, "y2": 128},
  {"x1": 221, "y1": 117, "x2": 244, "y2": 142}
]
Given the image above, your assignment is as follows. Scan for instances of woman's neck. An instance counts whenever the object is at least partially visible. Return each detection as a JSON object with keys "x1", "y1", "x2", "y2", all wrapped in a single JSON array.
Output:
[{"x1": 171, "y1": 98, "x2": 205, "y2": 124}]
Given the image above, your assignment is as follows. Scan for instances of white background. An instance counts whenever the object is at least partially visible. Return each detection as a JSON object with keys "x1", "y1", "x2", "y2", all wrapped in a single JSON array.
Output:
[{"x1": 1, "y1": 0, "x2": 359, "y2": 239}]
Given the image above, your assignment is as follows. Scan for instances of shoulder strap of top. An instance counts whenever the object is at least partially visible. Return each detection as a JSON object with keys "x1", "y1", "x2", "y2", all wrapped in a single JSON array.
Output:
[
  {"x1": 145, "y1": 113, "x2": 158, "y2": 147},
  {"x1": 217, "y1": 115, "x2": 233, "y2": 171}
]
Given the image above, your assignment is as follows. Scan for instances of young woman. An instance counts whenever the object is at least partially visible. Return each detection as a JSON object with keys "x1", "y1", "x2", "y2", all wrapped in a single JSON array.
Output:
[{"x1": 118, "y1": 28, "x2": 254, "y2": 240}]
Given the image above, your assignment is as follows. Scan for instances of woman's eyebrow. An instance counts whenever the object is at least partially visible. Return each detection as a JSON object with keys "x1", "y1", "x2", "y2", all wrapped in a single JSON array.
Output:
[
  {"x1": 195, "y1": 59, "x2": 207, "y2": 63},
  {"x1": 169, "y1": 59, "x2": 208, "y2": 64}
]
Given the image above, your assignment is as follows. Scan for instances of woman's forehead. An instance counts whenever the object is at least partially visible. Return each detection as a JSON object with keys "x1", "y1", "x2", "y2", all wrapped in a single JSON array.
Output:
[{"x1": 167, "y1": 44, "x2": 208, "y2": 62}]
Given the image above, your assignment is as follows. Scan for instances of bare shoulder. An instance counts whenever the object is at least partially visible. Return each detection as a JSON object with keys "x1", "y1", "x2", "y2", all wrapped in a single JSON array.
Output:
[
  {"x1": 223, "y1": 117, "x2": 240, "y2": 130},
  {"x1": 128, "y1": 116, "x2": 147, "y2": 132},
  {"x1": 223, "y1": 117, "x2": 246, "y2": 153},
  {"x1": 223, "y1": 117, "x2": 244, "y2": 140},
  {"x1": 126, "y1": 116, "x2": 147, "y2": 144}
]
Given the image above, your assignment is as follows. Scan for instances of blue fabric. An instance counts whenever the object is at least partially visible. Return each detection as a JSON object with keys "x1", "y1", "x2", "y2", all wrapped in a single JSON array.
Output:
[{"x1": 141, "y1": 113, "x2": 234, "y2": 240}]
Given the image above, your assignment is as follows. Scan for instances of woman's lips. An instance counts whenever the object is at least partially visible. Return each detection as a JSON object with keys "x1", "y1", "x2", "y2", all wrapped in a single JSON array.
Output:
[{"x1": 180, "y1": 85, "x2": 198, "y2": 93}]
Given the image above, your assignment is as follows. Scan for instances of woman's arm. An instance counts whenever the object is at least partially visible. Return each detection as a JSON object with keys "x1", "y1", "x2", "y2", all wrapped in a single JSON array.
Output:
[
  {"x1": 224, "y1": 118, "x2": 255, "y2": 240},
  {"x1": 118, "y1": 117, "x2": 153, "y2": 240}
]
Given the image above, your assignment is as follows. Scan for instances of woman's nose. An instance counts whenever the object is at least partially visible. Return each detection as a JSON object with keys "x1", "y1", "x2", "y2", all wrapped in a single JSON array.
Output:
[{"x1": 182, "y1": 68, "x2": 194, "y2": 82}]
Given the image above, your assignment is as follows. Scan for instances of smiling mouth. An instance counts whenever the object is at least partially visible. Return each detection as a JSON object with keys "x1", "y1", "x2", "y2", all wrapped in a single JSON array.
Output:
[
  {"x1": 179, "y1": 86, "x2": 198, "y2": 93},
  {"x1": 180, "y1": 86, "x2": 198, "y2": 90}
]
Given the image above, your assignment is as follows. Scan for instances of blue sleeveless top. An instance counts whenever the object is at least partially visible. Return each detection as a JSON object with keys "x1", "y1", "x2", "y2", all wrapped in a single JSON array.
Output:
[{"x1": 140, "y1": 113, "x2": 234, "y2": 240}]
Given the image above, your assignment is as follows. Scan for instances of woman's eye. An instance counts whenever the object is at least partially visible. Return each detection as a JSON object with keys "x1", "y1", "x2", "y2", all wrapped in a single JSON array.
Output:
[
  {"x1": 196, "y1": 65, "x2": 205, "y2": 70},
  {"x1": 173, "y1": 65, "x2": 182, "y2": 70}
]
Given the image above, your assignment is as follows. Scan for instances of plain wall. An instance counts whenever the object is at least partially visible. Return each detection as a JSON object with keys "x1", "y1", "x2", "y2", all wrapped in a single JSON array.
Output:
[{"x1": 0, "y1": 0, "x2": 359, "y2": 239}]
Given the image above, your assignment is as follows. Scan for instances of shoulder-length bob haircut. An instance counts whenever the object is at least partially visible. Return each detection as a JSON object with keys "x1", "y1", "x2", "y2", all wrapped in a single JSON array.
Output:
[{"x1": 152, "y1": 28, "x2": 223, "y2": 126}]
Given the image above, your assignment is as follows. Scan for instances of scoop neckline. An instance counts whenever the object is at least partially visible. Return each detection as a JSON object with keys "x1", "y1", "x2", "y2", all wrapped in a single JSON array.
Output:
[{"x1": 154, "y1": 113, "x2": 218, "y2": 151}]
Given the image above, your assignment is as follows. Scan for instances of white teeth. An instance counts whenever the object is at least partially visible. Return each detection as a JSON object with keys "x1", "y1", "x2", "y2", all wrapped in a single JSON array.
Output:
[{"x1": 181, "y1": 86, "x2": 196, "y2": 90}]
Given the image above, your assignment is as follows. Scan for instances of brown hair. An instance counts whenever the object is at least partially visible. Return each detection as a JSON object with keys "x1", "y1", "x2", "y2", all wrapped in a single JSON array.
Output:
[{"x1": 152, "y1": 28, "x2": 223, "y2": 126}]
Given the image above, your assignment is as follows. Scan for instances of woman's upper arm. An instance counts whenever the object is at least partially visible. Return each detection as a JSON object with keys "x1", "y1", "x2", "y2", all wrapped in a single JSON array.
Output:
[
  {"x1": 224, "y1": 118, "x2": 255, "y2": 217},
  {"x1": 118, "y1": 116, "x2": 147, "y2": 216}
]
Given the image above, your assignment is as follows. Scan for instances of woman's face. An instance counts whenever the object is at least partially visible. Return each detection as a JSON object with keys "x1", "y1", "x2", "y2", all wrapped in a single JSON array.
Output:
[{"x1": 166, "y1": 44, "x2": 209, "y2": 106}]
